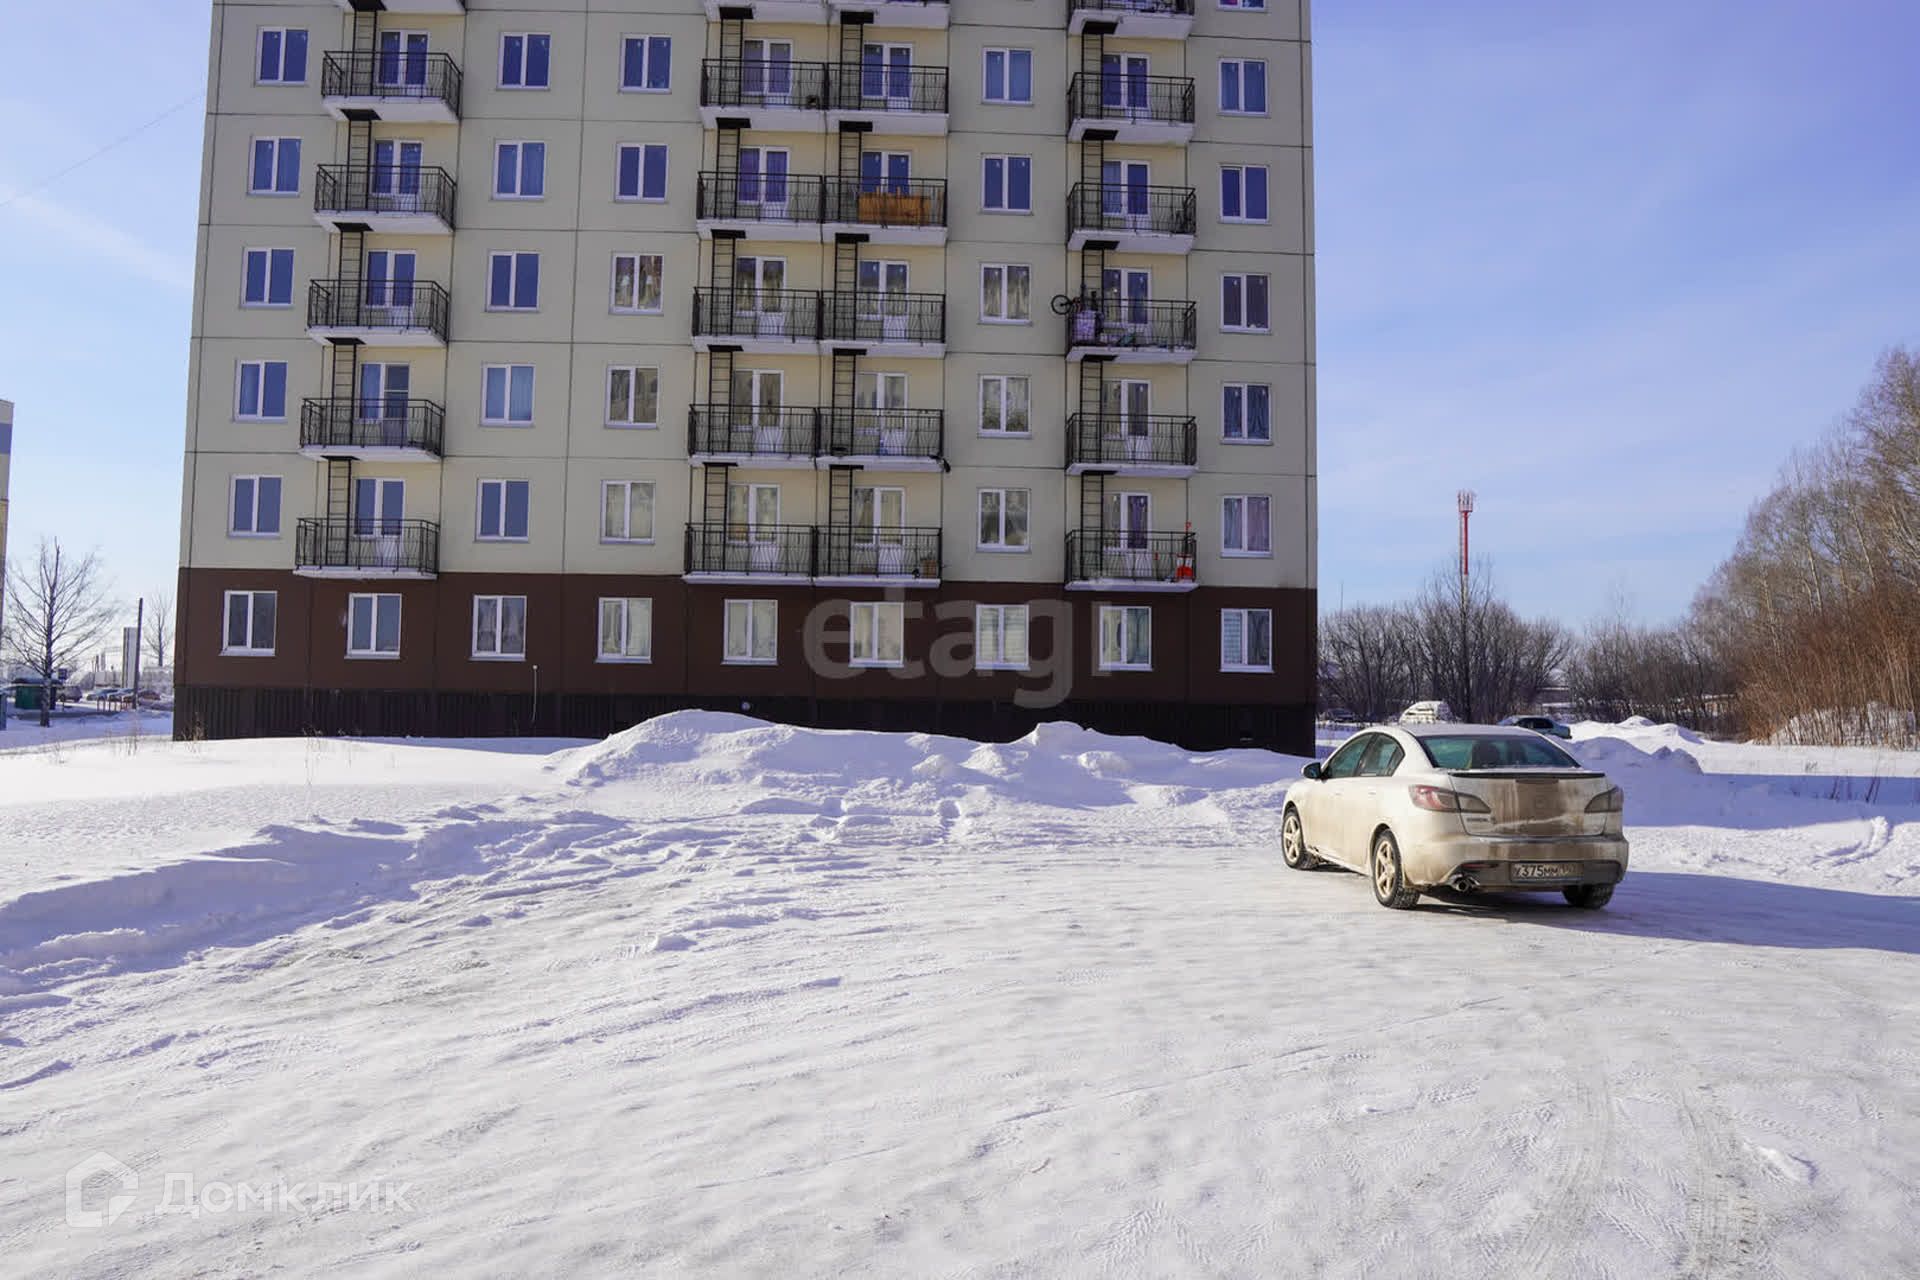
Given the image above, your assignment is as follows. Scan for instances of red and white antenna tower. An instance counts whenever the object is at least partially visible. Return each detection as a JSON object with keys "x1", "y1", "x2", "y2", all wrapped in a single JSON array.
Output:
[{"x1": 1457, "y1": 490, "x2": 1476, "y2": 611}]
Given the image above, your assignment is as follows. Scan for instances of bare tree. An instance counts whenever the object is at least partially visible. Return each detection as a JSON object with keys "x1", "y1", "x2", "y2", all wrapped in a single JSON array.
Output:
[
  {"x1": 144, "y1": 587, "x2": 175, "y2": 676},
  {"x1": 2, "y1": 539, "x2": 119, "y2": 727}
]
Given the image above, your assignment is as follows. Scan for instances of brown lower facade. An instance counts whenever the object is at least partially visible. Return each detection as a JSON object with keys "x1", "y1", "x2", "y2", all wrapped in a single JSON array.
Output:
[{"x1": 175, "y1": 568, "x2": 1316, "y2": 753}]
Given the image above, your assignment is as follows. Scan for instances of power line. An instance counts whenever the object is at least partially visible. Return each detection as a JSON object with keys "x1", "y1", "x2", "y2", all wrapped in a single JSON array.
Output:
[{"x1": 0, "y1": 91, "x2": 204, "y2": 212}]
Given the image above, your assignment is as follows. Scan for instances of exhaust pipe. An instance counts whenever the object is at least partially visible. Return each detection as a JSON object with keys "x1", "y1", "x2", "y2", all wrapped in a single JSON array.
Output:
[{"x1": 1449, "y1": 873, "x2": 1480, "y2": 894}]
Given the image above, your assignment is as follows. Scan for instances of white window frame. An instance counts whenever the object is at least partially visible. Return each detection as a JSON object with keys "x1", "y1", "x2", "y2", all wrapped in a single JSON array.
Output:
[
  {"x1": 256, "y1": 27, "x2": 307, "y2": 85},
  {"x1": 974, "y1": 604, "x2": 1030, "y2": 671},
  {"x1": 471, "y1": 594, "x2": 528, "y2": 660},
  {"x1": 982, "y1": 47, "x2": 1033, "y2": 105},
  {"x1": 248, "y1": 136, "x2": 300, "y2": 196},
  {"x1": 1098, "y1": 605, "x2": 1153, "y2": 672},
  {"x1": 979, "y1": 263, "x2": 1032, "y2": 324},
  {"x1": 619, "y1": 35, "x2": 673, "y2": 93},
  {"x1": 1220, "y1": 607, "x2": 1274, "y2": 672},
  {"x1": 241, "y1": 247, "x2": 294, "y2": 307},
  {"x1": 977, "y1": 487, "x2": 1031, "y2": 552},
  {"x1": 1219, "y1": 163, "x2": 1270, "y2": 224},
  {"x1": 1222, "y1": 381, "x2": 1271, "y2": 443},
  {"x1": 606, "y1": 365, "x2": 660, "y2": 428},
  {"x1": 228, "y1": 474, "x2": 282, "y2": 538},
  {"x1": 487, "y1": 251, "x2": 540, "y2": 311},
  {"x1": 1221, "y1": 494, "x2": 1273, "y2": 557},
  {"x1": 597, "y1": 597, "x2": 653, "y2": 664},
  {"x1": 978, "y1": 374, "x2": 1031, "y2": 436},
  {"x1": 476, "y1": 479, "x2": 531, "y2": 543},
  {"x1": 498, "y1": 32, "x2": 552, "y2": 90},
  {"x1": 346, "y1": 593, "x2": 403, "y2": 659},
  {"x1": 493, "y1": 141, "x2": 546, "y2": 199},
  {"x1": 481, "y1": 363, "x2": 536, "y2": 426},
  {"x1": 615, "y1": 143, "x2": 670, "y2": 202},
  {"x1": 610, "y1": 252, "x2": 664, "y2": 314},
  {"x1": 723, "y1": 599, "x2": 778, "y2": 665},
  {"x1": 600, "y1": 480, "x2": 656, "y2": 544},
  {"x1": 234, "y1": 359, "x2": 288, "y2": 422},
  {"x1": 849, "y1": 601, "x2": 905, "y2": 669},
  {"x1": 980, "y1": 154, "x2": 1032, "y2": 213},
  {"x1": 1219, "y1": 57, "x2": 1269, "y2": 116},
  {"x1": 1221, "y1": 272, "x2": 1271, "y2": 333},
  {"x1": 221, "y1": 590, "x2": 277, "y2": 657}
]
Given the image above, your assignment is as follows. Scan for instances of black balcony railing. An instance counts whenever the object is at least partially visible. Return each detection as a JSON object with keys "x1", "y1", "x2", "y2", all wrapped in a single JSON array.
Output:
[
  {"x1": 824, "y1": 177, "x2": 947, "y2": 230},
  {"x1": 1065, "y1": 414, "x2": 1197, "y2": 469},
  {"x1": 321, "y1": 51, "x2": 462, "y2": 115},
  {"x1": 688, "y1": 406, "x2": 821, "y2": 457},
  {"x1": 296, "y1": 518, "x2": 440, "y2": 576},
  {"x1": 1067, "y1": 183, "x2": 1197, "y2": 240},
  {"x1": 301, "y1": 398, "x2": 446, "y2": 456},
  {"x1": 691, "y1": 289, "x2": 824, "y2": 343},
  {"x1": 700, "y1": 59, "x2": 831, "y2": 110},
  {"x1": 830, "y1": 62, "x2": 949, "y2": 114},
  {"x1": 823, "y1": 407, "x2": 944, "y2": 460},
  {"x1": 1067, "y1": 71, "x2": 1196, "y2": 130},
  {"x1": 308, "y1": 277, "x2": 451, "y2": 342},
  {"x1": 1065, "y1": 297, "x2": 1196, "y2": 355},
  {"x1": 1069, "y1": 0, "x2": 1196, "y2": 21},
  {"x1": 696, "y1": 171, "x2": 827, "y2": 225},
  {"x1": 685, "y1": 524, "x2": 816, "y2": 577},
  {"x1": 818, "y1": 527, "x2": 942, "y2": 580},
  {"x1": 823, "y1": 292, "x2": 946, "y2": 346},
  {"x1": 1066, "y1": 530, "x2": 1197, "y2": 586},
  {"x1": 314, "y1": 164, "x2": 456, "y2": 226}
]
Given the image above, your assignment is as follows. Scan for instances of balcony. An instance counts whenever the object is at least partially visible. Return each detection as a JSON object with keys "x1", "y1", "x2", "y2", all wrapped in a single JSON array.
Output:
[
  {"x1": 308, "y1": 278, "x2": 450, "y2": 346},
  {"x1": 822, "y1": 292, "x2": 946, "y2": 357},
  {"x1": 330, "y1": 0, "x2": 464, "y2": 12},
  {"x1": 828, "y1": 63, "x2": 949, "y2": 134},
  {"x1": 1067, "y1": 0, "x2": 1195, "y2": 39},
  {"x1": 699, "y1": 60, "x2": 830, "y2": 130},
  {"x1": 1065, "y1": 530, "x2": 1197, "y2": 592},
  {"x1": 295, "y1": 518, "x2": 439, "y2": 580},
  {"x1": 822, "y1": 408, "x2": 943, "y2": 470},
  {"x1": 1064, "y1": 414, "x2": 1197, "y2": 476},
  {"x1": 313, "y1": 165, "x2": 455, "y2": 234},
  {"x1": 1067, "y1": 71, "x2": 1196, "y2": 143},
  {"x1": 818, "y1": 527, "x2": 942, "y2": 587},
  {"x1": 823, "y1": 178, "x2": 947, "y2": 245},
  {"x1": 691, "y1": 288, "x2": 823, "y2": 354},
  {"x1": 1066, "y1": 298, "x2": 1197, "y2": 363},
  {"x1": 702, "y1": 0, "x2": 827, "y2": 21},
  {"x1": 688, "y1": 406, "x2": 820, "y2": 467},
  {"x1": 684, "y1": 524, "x2": 815, "y2": 584},
  {"x1": 320, "y1": 51, "x2": 461, "y2": 123},
  {"x1": 827, "y1": 0, "x2": 950, "y2": 28},
  {"x1": 695, "y1": 171, "x2": 825, "y2": 243},
  {"x1": 300, "y1": 399, "x2": 445, "y2": 462},
  {"x1": 1067, "y1": 183, "x2": 1196, "y2": 253}
]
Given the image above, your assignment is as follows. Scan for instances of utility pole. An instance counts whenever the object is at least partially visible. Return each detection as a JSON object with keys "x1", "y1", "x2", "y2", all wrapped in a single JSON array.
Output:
[
  {"x1": 1457, "y1": 491, "x2": 1475, "y2": 722},
  {"x1": 131, "y1": 598, "x2": 143, "y2": 708}
]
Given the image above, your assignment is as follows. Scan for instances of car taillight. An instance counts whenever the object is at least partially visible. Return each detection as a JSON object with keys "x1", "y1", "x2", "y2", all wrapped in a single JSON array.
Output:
[
  {"x1": 1409, "y1": 786, "x2": 1492, "y2": 814},
  {"x1": 1585, "y1": 787, "x2": 1624, "y2": 814}
]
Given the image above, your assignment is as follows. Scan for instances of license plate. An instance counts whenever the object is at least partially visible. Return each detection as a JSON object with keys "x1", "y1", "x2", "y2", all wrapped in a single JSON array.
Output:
[{"x1": 1514, "y1": 862, "x2": 1578, "y2": 880}]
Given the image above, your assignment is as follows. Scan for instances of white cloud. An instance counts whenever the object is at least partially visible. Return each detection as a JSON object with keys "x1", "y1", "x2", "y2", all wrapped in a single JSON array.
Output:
[{"x1": 0, "y1": 191, "x2": 193, "y2": 295}]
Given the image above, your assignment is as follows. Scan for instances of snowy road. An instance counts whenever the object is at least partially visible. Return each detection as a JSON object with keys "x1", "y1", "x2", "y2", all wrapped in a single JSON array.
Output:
[{"x1": 1, "y1": 716, "x2": 1916, "y2": 1277}]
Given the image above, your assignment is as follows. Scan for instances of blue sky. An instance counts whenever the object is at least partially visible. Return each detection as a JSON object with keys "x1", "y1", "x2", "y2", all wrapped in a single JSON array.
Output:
[{"x1": 2, "y1": 0, "x2": 1916, "y2": 629}]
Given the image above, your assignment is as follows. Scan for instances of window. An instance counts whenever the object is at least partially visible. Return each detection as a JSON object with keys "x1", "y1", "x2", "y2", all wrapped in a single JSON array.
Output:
[
  {"x1": 621, "y1": 36, "x2": 672, "y2": 91},
  {"x1": 499, "y1": 33, "x2": 551, "y2": 89},
  {"x1": 482, "y1": 364, "x2": 535, "y2": 425},
  {"x1": 476, "y1": 479, "x2": 531, "y2": 541},
  {"x1": 981, "y1": 155, "x2": 1032, "y2": 212},
  {"x1": 348, "y1": 594, "x2": 402, "y2": 658},
  {"x1": 724, "y1": 599, "x2": 778, "y2": 664},
  {"x1": 235, "y1": 360, "x2": 288, "y2": 421},
  {"x1": 849, "y1": 601, "x2": 905, "y2": 668},
  {"x1": 1222, "y1": 383, "x2": 1271, "y2": 442},
  {"x1": 494, "y1": 142, "x2": 546, "y2": 198},
  {"x1": 257, "y1": 28, "x2": 308, "y2": 84},
  {"x1": 983, "y1": 49, "x2": 1032, "y2": 104},
  {"x1": 979, "y1": 375, "x2": 1030, "y2": 436},
  {"x1": 242, "y1": 248, "x2": 294, "y2": 307},
  {"x1": 1358, "y1": 736, "x2": 1406, "y2": 777},
  {"x1": 975, "y1": 604, "x2": 1029, "y2": 671},
  {"x1": 1220, "y1": 164, "x2": 1269, "y2": 223},
  {"x1": 977, "y1": 488, "x2": 1030, "y2": 550},
  {"x1": 980, "y1": 264, "x2": 1031, "y2": 323},
  {"x1": 601, "y1": 480, "x2": 656, "y2": 543},
  {"x1": 1220, "y1": 58, "x2": 1268, "y2": 114},
  {"x1": 229, "y1": 475, "x2": 282, "y2": 537},
  {"x1": 606, "y1": 366, "x2": 660, "y2": 427},
  {"x1": 1222, "y1": 495, "x2": 1272, "y2": 555},
  {"x1": 249, "y1": 138, "x2": 300, "y2": 195},
  {"x1": 616, "y1": 144, "x2": 669, "y2": 201},
  {"x1": 1220, "y1": 0, "x2": 1265, "y2": 8},
  {"x1": 1098, "y1": 605, "x2": 1152, "y2": 671},
  {"x1": 472, "y1": 595, "x2": 528, "y2": 659},
  {"x1": 487, "y1": 252, "x2": 540, "y2": 310},
  {"x1": 598, "y1": 598, "x2": 653, "y2": 663},
  {"x1": 1222, "y1": 272, "x2": 1271, "y2": 332},
  {"x1": 222, "y1": 591, "x2": 277, "y2": 656},
  {"x1": 611, "y1": 253, "x2": 664, "y2": 313},
  {"x1": 1221, "y1": 608, "x2": 1274, "y2": 672}
]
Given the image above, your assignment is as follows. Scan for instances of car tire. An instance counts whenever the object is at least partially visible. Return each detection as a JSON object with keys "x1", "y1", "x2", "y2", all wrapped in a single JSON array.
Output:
[
  {"x1": 1370, "y1": 830, "x2": 1420, "y2": 910},
  {"x1": 1563, "y1": 884, "x2": 1614, "y2": 909},
  {"x1": 1281, "y1": 807, "x2": 1315, "y2": 870}
]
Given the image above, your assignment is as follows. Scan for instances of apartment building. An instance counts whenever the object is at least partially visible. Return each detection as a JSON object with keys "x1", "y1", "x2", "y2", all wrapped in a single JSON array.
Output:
[{"x1": 176, "y1": 0, "x2": 1315, "y2": 749}]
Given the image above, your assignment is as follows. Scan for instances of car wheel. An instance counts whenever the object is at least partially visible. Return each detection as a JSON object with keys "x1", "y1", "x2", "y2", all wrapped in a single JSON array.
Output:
[
  {"x1": 1281, "y1": 807, "x2": 1315, "y2": 869},
  {"x1": 1563, "y1": 884, "x2": 1614, "y2": 909},
  {"x1": 1369, "y1": 830, "x2": 1421, "y2": 910}
]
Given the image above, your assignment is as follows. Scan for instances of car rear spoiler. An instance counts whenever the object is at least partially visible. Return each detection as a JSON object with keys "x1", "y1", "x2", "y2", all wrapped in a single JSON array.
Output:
[{"x1": 1446, "y1": 770, "x2": 1603, "y2": 779}]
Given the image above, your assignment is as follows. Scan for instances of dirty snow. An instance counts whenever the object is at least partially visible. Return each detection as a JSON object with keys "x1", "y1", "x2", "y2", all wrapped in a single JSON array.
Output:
[{"x1": 0, "y1": 714, "x2": 1915, "y2": 1277}]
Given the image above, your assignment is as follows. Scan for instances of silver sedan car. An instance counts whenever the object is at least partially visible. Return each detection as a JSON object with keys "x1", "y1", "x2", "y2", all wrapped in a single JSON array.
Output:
[{"x1": 1280, "y1": 724, "x2": 1629, "y2": 909}]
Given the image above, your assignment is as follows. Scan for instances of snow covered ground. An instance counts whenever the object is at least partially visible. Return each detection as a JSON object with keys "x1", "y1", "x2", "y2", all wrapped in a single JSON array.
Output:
[{"x1": 1, "y1": 715, "x2": 1915, "y2": 1277}]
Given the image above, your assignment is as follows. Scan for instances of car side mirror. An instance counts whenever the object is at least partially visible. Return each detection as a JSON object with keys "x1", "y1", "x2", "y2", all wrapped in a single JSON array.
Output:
[{"x1": 1301, "y1": 762, "x2": 1323, "y2": 781}]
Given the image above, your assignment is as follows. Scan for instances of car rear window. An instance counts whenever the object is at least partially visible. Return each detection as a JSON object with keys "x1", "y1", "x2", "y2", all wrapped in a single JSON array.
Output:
[{"x1": 1420, "y1": 734, "x2": 1580, "y2": 771}]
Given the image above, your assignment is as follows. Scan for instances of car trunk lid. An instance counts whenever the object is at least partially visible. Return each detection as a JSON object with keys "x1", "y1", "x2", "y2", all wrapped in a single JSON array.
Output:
[{"x1": 1446, "y1": 769, "x2": 1612, "y2": 838}]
